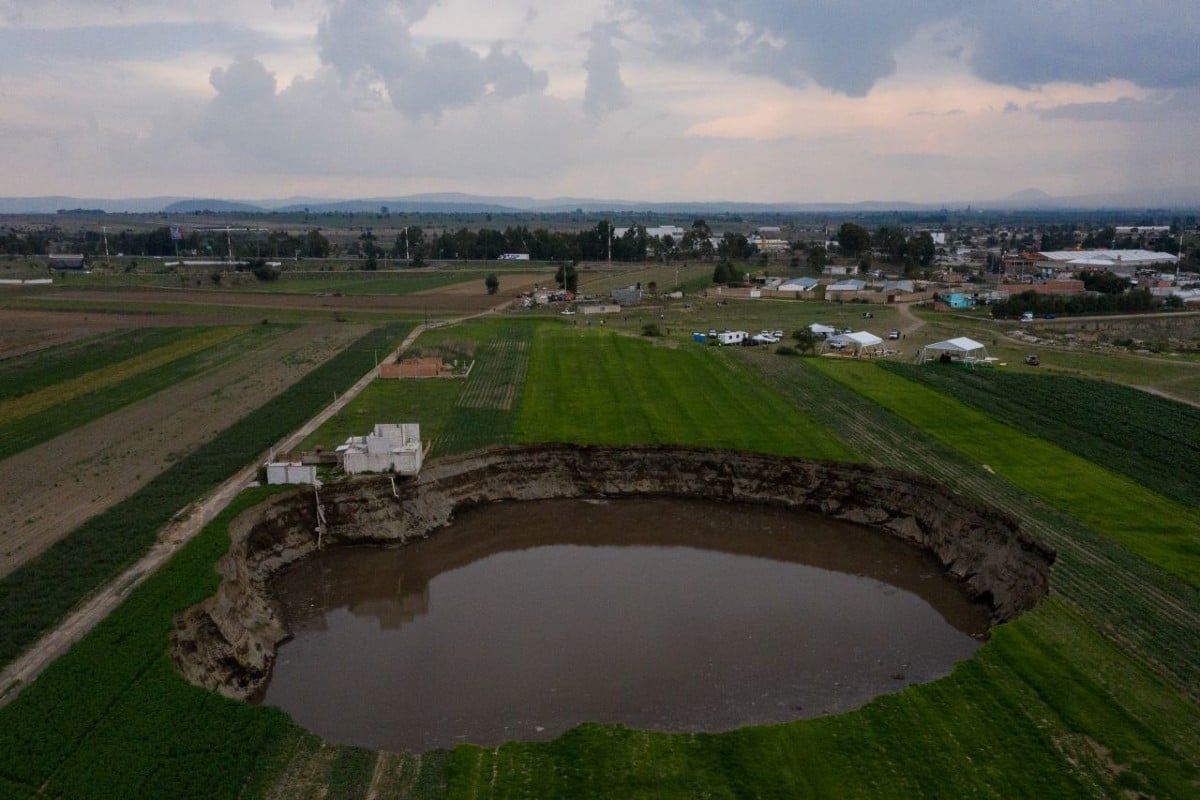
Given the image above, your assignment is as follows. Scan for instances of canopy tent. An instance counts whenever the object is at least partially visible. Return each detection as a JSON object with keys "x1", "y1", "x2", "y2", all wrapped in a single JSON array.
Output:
[
  {"x1": 919, "y1": 336, "x2": 990, "y2": 364},
  {"x1": 808, "y1": 323, "x2": 837, "y2": 337},
  {"x1": 826, "y1": 330, "x2": 883, "y2": 355}
]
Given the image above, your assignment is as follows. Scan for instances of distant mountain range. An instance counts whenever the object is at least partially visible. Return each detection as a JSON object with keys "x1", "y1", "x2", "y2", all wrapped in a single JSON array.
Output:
[{"x1": 2, "y1": 187, "x2": 1198, "y2": 215}]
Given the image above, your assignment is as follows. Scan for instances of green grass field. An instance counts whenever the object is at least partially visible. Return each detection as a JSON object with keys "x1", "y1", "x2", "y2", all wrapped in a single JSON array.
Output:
[
  {"x1": 1, "y1": 315, "x2": 1198, "y2": 799},
  {"x1": 516, "y1": 329, "x2": 856, "y2": 461}
]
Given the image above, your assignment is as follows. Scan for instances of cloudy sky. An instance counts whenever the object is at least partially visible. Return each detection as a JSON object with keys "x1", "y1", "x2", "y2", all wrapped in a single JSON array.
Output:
[{"x1": 2, "y1": 0, "x2": 1198, "y2": 203}]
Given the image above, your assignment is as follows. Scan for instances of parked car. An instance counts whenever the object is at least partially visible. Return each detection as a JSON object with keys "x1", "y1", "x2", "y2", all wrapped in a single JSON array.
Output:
[
  {"x1": 1025, "y1": 354, "x2": 1040, "y2": 366},
  {"x1": 888, "y1": 329, "x2": 901, "y2": 340},
  {"x1": 1044, "y1": 313, "x2": 1057, "y2": 320}
]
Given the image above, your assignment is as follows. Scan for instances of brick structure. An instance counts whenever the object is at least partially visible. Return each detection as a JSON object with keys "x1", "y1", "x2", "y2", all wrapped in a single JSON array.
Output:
[{"x1": 380, "y1": 357, "x2": 451, "y2": 379}]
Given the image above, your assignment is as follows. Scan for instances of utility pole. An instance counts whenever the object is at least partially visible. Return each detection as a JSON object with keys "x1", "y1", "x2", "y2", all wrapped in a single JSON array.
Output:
[{"x1": 102, "y1": 226, "x2": 110, "y2": 259}]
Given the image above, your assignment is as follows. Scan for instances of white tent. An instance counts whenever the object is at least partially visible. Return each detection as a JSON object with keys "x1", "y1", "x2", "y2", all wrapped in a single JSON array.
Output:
[
  {"x1": 919, "y1": 336, "x2": 990, "y2": 364},
  {"x1": 808, "y1": 323, "x2": 837, "y2": 337},
  {"x1": 827, "y1": 330, "x2": 883, "y2": 355}
]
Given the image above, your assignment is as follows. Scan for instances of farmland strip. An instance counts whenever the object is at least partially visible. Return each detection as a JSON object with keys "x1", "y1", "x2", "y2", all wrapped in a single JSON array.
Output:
[
  {"x1": 0, "y1": 322, "x2": 411, "y2": 670},
  {"x1": 0, "y1": 326, "x2": 242, "y2": 422},
  {"x1": 0, "y1": 325, "x2": 284, "y2": 462},
  {"x1": 0, "y1": 327, "x2": 194, "y2": 399},
  {"x1": 880, "y1": 363, "x2": 1200, "y2": 507}
]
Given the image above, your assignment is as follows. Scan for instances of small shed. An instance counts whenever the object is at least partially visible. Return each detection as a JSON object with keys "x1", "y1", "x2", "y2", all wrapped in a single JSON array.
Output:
[
  {"x1": 919, "y1": 337, "x2": 990, "y2": 364},
  {"x1": 265, "y1": 462, "x2": 318, "y2": 485}
]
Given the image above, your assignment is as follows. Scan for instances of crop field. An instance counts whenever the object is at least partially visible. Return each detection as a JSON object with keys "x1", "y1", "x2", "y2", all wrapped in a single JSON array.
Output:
[
  {"x1": 575, "y1": 262, "x2": 712, "y2": 295},
  {"x1": 516, "y1": 328, "x2": 855, "y2": 461},
  {"x1": 0, "y1": 321, "x2": 412, "y2": 669},
  {"x1": 0, "y1": 321, "x2": 372, "y2": 579},
  {"x1": 433, "y1": 324, "x2": 535, "y2": 457},
  {"x1": 61, "y1": 268, "x2": 552, "y2": 297},
  {"x1": 807, "y1": 358, "x2": 1200, "y2": 588},
  {"x1": 0, "y1": 326, "x2": 201, "y2": 401},
  {"x1": 0, "y1": 287, "x2": 1198, "y2": 799},
  {"x1": 880, "y1": 363, "x2": 1200, "y2": 507},
  {"x1": 0, "y1": 325, "x2": 258, "y2": 461}
]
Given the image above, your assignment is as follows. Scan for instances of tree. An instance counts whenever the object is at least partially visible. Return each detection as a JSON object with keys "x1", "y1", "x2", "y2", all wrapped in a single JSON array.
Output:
[
  {"x1": 555, "y1": 262, "x2": 579, "y2": 292},
  {"x1": 303, "y1": 229, "x2": 330, "y2": 258},
  {"x1": 807, "y1": 244, "x2": 828, "y2": 271},
  {"x1": 874, "y1": 226, "x2": 907, "y2": 262},
  {"x1": 712, "y1": 259, "x2": 740, "y2": 285},
  {"x1": 791, "y1": 328, "x2": 817, "y2": 355},
  {"x1": 907, "y1": 231, "x2": 935, "y2": 268},
  {"x1": 719, "y1": 232, "x2": 754, "y2": 260},
  {"x1": 836, "y1": 222, "x2": 870, "y2": 257},
  {"x1": 1080, "y1": 270, "x2": 1130, "y2": 294},
  {"x1": 485, "y1": 273, "x2": 500, "y2": 295}
]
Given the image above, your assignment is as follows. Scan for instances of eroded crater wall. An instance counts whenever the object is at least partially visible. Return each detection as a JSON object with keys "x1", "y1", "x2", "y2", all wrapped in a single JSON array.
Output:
[{"x1": 172, "y1": 445, "x2": 1055, "y2": 699}]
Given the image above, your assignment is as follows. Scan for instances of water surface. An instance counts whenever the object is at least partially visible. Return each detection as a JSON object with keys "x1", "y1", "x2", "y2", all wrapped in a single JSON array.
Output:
[{"x1": 259, "y1": 497, "x2": 988, "y2": 752}]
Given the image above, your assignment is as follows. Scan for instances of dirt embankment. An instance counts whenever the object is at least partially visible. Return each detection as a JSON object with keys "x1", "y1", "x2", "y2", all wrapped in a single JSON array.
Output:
[{"x1": 173, "y1": 445, "x2": 1055, "y2": 699}]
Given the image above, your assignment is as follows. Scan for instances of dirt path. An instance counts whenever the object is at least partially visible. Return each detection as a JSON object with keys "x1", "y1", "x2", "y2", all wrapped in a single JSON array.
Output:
[
  {"x1": 894, "y1": 301, "x2": 925, "y2": 336},
  {"x1": 0, "y1": 323, "x2": 369, "y2": 578},
  {"x1": 0, "y1": 322, "x2": 429, "y2": 707}
]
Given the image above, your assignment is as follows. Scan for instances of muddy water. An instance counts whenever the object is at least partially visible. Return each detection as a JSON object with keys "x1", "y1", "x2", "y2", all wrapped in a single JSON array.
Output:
[{"x1": 258, "y1": 497, "x2": 989, "y2": 753}]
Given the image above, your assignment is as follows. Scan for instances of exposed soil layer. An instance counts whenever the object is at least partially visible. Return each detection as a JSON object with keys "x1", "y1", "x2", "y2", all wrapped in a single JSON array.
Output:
[{"x1": 172, "y1": 444, "x2": 1055, "y2": 699}]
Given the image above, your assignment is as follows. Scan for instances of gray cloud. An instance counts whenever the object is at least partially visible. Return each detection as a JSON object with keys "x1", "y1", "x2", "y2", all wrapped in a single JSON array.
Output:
[
  {"x1": 1038, "y1": 89, "x2": 1200, "y2": 122},
  {"x1": 316, "y1": 0, "x2": 546, "y2": 118},
  {"x1": 966, "y1": 3, "x2": 1200, "y2": 90},
  {"x1": 0, "y1": 22, "x2": 278, "y2": 65},
  {"x1": 583, "y1": 21, "x2": 631, "y2": 117},
  {"x1": 623, "y1": 0, "x2": 1200, "y2": 96},
  {"x1": 625, "y1": 0, "x2": 956, "y2": 97},
  {"x1": 209, "y1": 56, "x2": 277, "y2": 107}
]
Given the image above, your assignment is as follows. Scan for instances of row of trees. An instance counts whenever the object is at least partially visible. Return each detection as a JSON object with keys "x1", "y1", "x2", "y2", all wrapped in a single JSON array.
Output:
[
  {"x1": 995, "y1": 288, "x2": 1179, "y2": 318},
  {"x1": 835, "y1": 223, "x2": 936, "y2": 273},
  {"x1": 369, "y1": 220, "x2": 758, "y2": 264},
  {"x1": 27, "y1": 227, "x2": 334, "y2": 260},
  {"x1": 0, "y1": 232, "x2": 51, "y2": 255}
]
